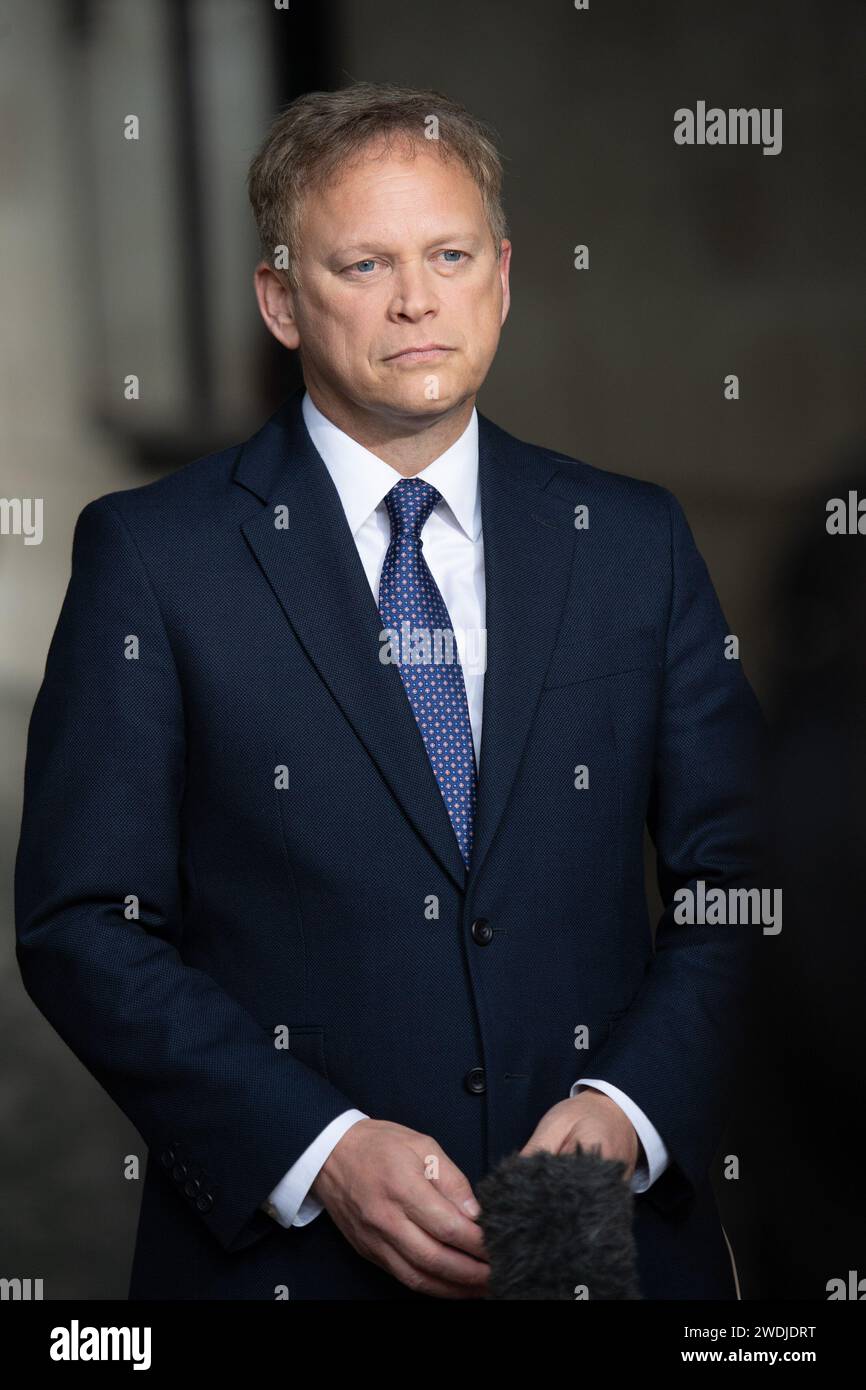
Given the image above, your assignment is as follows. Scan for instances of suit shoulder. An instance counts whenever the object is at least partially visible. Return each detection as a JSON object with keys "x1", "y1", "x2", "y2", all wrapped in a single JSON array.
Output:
[
  {"x1": 64, "y1": 443, "x2": 252, "y2": 593},
  {"x1": 539, "y1": 444, "x2": 673, "y2": 512},
  {"x1": 82, "y1": 443, "x2": 243, "y2": 526},
  {"x1": 539, "y1": 451, "x2": 679, "y2": 559},
  {"x1": 483, "y1": 412, "x2": 676, "y2": 522},
  {"x1": 69, "y1": 442, "x2": 248, "y2": 556}
]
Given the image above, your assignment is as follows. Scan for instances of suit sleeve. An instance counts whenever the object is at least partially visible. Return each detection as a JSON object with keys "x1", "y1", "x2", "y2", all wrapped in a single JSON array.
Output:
[
  {"x1": 579, "y1": 488, "x2": 767, "y2": 1214},
  {"x1": 265, "y1": 1109, "x2": 369, "y2": 1227},
  {"x1": 14, "y1": 497, "x2": 358, "y2": 1253}
]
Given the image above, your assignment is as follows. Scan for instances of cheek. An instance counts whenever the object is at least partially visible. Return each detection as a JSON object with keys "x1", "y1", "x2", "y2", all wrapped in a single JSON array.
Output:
[
  {"x1": 327, "y1": 299, "x2": 382, "y2": 364},
  {"x1": 463, "y1": 274, "x2": 501, "y2": 322},
  {"x1": 459, "y1": 293, "x2": 501, "y2": 355},
  {"x1": 301, "y1": 299, "x2": 367, "y2": 370}
]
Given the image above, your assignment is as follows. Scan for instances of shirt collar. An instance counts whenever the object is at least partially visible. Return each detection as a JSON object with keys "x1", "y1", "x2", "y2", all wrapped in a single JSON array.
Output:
[{"x1": 301, "y1": 389, "x2": 481, "y2": 542}]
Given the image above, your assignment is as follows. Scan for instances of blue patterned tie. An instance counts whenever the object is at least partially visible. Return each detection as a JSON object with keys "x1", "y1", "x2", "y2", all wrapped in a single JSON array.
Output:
[{"x1": 378, "y1": 478, "x2": 477, "y2": 867}]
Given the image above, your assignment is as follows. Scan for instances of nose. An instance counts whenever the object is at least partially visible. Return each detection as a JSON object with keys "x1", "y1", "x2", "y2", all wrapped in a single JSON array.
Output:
[{"x1": 387, "y1": 260, "x2": 439, "y2": 322}]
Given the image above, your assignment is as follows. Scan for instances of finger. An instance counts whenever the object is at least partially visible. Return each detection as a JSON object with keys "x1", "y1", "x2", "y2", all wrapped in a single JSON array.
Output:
[
  {"x1": 429, "y1": 1155, "x2": 490, "y2": 1242},
  {"x1": 402, "y1": 1178, "x2": 490, "y2": 1260},
  {"x1": 389, "y1": 1216, "x2": 491, "y2": 1291},
  {"x1": 518, "y1": 1115, "x2": 564, "y2": 1157},
  {"x1": 437, "y1": 1166, "x2": 482, "y2": 1220},
  {"x1": 378, "y1": 1239, "x2": 488, "y2": 1299},
  {"x1": 563, "y1": 1130, "x2": 634, "y2": 1180}
]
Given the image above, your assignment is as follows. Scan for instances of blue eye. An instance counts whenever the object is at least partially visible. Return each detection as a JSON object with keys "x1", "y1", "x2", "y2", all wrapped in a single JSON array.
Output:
[
  {"x1": 351, "y1": 259, "x2": 377, "y2": 273},
  {"x1": 441, "y1": 250, "x2": 464, "y2": 263}
]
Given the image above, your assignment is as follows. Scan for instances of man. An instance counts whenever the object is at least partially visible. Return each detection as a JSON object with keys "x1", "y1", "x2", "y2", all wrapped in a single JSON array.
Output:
[{"x1": 15, "y1": 83, "x2": 764, "y2": 1300}]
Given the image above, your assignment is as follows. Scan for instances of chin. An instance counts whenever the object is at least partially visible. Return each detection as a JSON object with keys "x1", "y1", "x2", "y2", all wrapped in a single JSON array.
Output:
[{"x1": 383, "y1": 381, "x2": 472, "y2": 419}]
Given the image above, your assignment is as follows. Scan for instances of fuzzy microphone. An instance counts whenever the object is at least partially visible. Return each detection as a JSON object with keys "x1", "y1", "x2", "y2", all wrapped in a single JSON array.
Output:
[{"x1": 475, "y1": 1147, "x2": 643, "y2": 1299}]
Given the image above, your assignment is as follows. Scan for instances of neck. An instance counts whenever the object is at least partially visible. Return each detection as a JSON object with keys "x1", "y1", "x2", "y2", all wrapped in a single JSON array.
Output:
[{"x1": 305, "y1": 384, "x2": 475, "y2": 476}]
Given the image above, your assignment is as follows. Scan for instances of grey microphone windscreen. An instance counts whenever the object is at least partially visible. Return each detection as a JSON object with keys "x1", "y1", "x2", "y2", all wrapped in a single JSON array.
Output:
[{"x1": 475, "y1": 1147, "x2": 643, "y2": 1299}]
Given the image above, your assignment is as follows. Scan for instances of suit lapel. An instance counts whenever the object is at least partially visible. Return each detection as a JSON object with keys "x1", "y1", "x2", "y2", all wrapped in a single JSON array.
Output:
[
  {"x1": 237, "y1": 391, "x2": 467, "y2": 890},
  {"x1": 234, "y1": 390, "x2": 577, "y2": 895},
  {"x1": 467, "y1": 417, "x2": 577, "y2": 887}
]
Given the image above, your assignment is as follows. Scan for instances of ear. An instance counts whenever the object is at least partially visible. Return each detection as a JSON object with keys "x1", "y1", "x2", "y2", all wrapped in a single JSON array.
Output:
[
  {"x1": 497, "y1": 239, "x2": 512, "y2": 327},
  {"x1": 253, "y1": 262, "x2": 300, "y2": 351}
]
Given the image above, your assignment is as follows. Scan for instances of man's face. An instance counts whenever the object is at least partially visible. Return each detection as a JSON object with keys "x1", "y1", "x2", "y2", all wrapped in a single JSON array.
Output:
[{"x1": 258, "y1": 139, "x2": 511, "y2": 426}]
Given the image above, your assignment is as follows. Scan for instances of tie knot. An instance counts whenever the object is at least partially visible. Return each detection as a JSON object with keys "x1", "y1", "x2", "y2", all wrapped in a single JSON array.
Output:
[{"x1": 384, "y1": 477, "x2": 441, "y2": 543}]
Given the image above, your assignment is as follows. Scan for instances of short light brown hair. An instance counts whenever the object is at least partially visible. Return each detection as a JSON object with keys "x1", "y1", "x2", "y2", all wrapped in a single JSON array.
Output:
[{"x1": 247, "y1": 81, "x2": 508, "y2": 287}]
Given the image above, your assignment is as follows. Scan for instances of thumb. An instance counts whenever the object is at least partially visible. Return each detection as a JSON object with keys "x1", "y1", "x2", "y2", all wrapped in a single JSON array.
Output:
[
  {"x1": 436, "y1": 1154, "x2": 481, "y2": 1218},
  {"x1": 518, "y1": 1113, "x2": 561, "y2": 1159}
]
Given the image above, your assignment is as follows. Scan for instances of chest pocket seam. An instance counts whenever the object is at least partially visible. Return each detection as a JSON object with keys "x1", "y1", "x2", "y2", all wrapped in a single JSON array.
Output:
[{"x1": 541, "y1": 630, "x2": 660, "y2": 690}]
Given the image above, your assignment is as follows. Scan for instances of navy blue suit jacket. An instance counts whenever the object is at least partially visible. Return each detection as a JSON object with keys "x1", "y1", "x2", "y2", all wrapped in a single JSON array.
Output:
[{"x1": 15, "y1": 387, "x2": 765, "y2": 1299}]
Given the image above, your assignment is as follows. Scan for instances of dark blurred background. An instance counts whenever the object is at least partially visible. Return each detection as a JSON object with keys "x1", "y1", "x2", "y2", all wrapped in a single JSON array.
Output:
[{"x1": 2, "y1": 0, "x2": 864, "y2": 1298}]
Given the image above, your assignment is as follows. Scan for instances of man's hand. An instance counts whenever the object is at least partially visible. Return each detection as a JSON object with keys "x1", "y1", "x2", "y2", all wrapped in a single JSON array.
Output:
[
  {"x1": 311, "y1": 1118, "x2": 490, "y2": 1298},
  {"x1": 519, "y1": 1089, "x2": 641, "y2": 1180}
]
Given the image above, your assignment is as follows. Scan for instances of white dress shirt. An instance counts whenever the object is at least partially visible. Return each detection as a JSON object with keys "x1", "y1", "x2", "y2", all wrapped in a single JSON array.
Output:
[{"x1": 264, "y1": 389, "x2": 669, "y2": 1228}]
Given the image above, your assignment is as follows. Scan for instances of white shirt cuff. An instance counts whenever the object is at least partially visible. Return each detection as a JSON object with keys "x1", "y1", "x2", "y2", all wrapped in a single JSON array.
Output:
[
  {"x1": 265, "y1": 1109, "x2": 369, "y2": 1227},
  {"x1": 571, "y1": 1078, "x2": 669, "y2": 1192}
]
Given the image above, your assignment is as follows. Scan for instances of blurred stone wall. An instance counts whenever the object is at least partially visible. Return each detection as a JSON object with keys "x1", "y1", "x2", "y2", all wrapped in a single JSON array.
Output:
[{"x1": 1, "y1": 0, "x2": 864, "y2": 1297}]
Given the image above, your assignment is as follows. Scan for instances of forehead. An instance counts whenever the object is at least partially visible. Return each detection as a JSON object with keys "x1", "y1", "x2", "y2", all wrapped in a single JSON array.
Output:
[{"x1": 303, "y1": 138, "x2": 484, "y2": 229}]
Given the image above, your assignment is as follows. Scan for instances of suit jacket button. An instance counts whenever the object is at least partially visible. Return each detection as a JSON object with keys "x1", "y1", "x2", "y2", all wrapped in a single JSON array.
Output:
[
  {"x1": 172, "y1": 1163, "x2": 188, "y2": 1183},
  {"x1": 195, "y1": 1192, "x2": 215, "y2": 1213},
  {"x1": 184, "y1": 1177, "x2": 202, "y2": 1198},
  {"x1": 471, "y1": 917, "x2": 493, "y2": 945},
  {"x1": 464, "y1": 1067, "x2": 486, "y2": 1094},
  {"x1": 159, "y1": 1148, "x2": 175, "y2": 1169}
]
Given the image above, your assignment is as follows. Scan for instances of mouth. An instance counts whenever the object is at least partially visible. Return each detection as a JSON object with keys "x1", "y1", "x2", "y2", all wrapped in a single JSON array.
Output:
[{"x1": 383, "y1": 345, "x2": 454, "y2": 363}]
